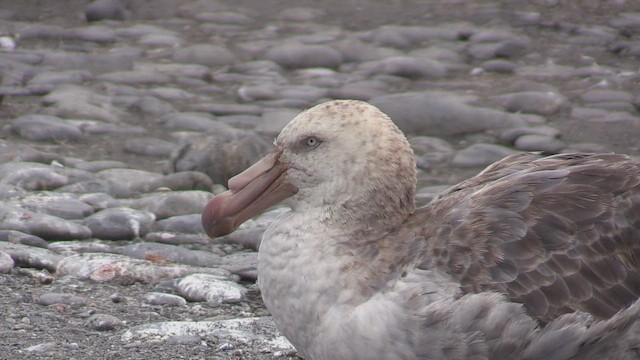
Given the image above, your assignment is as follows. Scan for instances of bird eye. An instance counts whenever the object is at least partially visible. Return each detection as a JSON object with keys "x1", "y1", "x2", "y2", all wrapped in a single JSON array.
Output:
[{"x1": 304, "y1": 136, "x2": 322, "y2": 148}]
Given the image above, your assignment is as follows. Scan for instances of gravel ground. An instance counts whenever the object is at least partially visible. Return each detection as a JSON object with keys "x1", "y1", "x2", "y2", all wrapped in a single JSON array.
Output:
[{"x1": 1, "y1": 0, "x2": 639, "y2": 359}]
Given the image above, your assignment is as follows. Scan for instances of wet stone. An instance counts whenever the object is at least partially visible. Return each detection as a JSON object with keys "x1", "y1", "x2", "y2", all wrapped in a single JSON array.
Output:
[
  {"x1": 143, "y1": 232, "x2": 210, "y2": 245},
  {"x1": 56, "y1": 253, "x2": 232, "y2": 283},
  {"x1": 500, "y1": 91, "x2": 567, "y2": 116},
  {"x1": 0, "y1": 206, "x2": 92, "y2": 241},
  {"x1": 12, "y1": 114, "x2": 84, "y2": 142},
  {"x1": 144, "y1": 292, "x2": 187, "y2": 306},
  {"x1": 452, "y1": 143, "x2": 519, "y2": 168},
  {"x1": 82, "y1": 207, "x2": 155, "y2": 240},
  {"x1": 175, "y1": 273, "x2": 247, "y2": 306},
  {"x1": 27, "y1": 70, "x2": 93, "y2": 87},
  {"x1": 41, "y1": 85, "x2": 125, "y2": 123},
  {"x1": 168, "y1": 129, "x2": 269, "y2": 186},
  {"x1": 85, "y1": 314, "x2": 124, "y2": 331},
  {"x1": 0, "y1": 251, "x2": 13, "y2": 273},
  {"x1": 127, "y1": 191, "x2": 212, "y2": 220},
  {"x1": 264, "y1": 43, "x2": 343, "y2": 69},
  {"x1": 172, "y1": 44, "x2": 236, "y2": 67},
  {"x1": 154, "y1": 214, "x2": 203, "y2": 234},
  {"x1": 121, "y1": 242, "x2": 221, "y2": 268},
  {"x1": 362, "y1": 56, "x2": 447, "y2": 79},
  {"x1": 10, "y1": 192, "x2": 95, "y2": 220},
  {"x1": 97, "y1": 71, "x2": 172, "y2": 85},
  {"x1": 514, "y1": 134, "x2": 566, "y2": 153},
  {"x1": 0, "y1": 230, "x2": 48, "y2": 248},
  {"x1": 38, "y1": 292, "x2": 88, "y2": 307},
  {"x1": 370, "y1": 92, "x2": 525, "y2": 136},
  {"x1": 500, "y1": 126, "x2": 562, "y2": 144},
  {"x1": 85, "y1": 0, "x2": 126, "y2": 22},
  {"x1": 0, "y1": 242, "x2": 64, "y2": 271},
  {"x1": 123, "y1": 138, "x2": 175, "y2": 157}
]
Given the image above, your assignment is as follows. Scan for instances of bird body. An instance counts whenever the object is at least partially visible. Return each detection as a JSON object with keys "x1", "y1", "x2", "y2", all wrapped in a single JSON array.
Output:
[{"x1": 202, "y1": 100, "x2": 640, "y2": 359}]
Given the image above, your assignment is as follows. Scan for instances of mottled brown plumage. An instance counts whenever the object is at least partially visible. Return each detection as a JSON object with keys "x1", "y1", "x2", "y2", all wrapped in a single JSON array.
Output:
[
  {"x1": 202, "y1": 100, "x2": 640, "y2": 359},
  {"x1": 411, "y1": 152, "x2": 640, "y2": 322}
]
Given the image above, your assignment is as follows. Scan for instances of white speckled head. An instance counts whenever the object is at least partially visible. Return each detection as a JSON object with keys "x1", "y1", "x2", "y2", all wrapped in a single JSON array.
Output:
[{"x1": 275, "y1": 100, "x2": 417, "y2": 231}]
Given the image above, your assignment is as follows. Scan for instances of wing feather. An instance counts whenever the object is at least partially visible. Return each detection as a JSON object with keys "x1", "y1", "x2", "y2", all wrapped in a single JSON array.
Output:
[{"x1": 413, "y1": 153, "x2": 640, "y2": 322}]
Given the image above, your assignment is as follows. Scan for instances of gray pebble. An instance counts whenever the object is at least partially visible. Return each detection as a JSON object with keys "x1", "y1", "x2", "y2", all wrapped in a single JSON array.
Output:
[
  {"x1": 121, "y1": 317, "x2": 294, "y2": 353},
  {"x1": 138, "y1": 34, "x2": 185, "y2": 47},
  {"x1": 370, "y1": 92, "x2": 525, "y2": 136},
  {"x1": 189, "y1": 102, "x2": 263, "y2": 116},
  {"x1": 157, "y1": 112, "x2": 221, "y2": 132},
  {"x1": 41, "y1": 85, "x2": 124, "y2": 123},
  {"x1": 28, "y1": 70, "x2": 93, "y2": 87},
  {"x1": 12, "y1": 114, "x2": 83, "y2": 142},
  {"x1": 11, "y1": 191, "x2": 94, "y2": 219},
  {"x1": 154, "y1": 214, "x2": 203, "y2": 234},
  {"x1": 85, "y1": 0, "x2": 126, "y2": 22},
  {"x1": 124, "y1": 137, "x2": 175, "y2": 157},
  {"x1": 0, "y1": 206, "x2": 92, "y2": 241},
  {"x1": 121, "y1": 242, "x2": 221, "y2": 267},
  {"x1": 73, "y1": 160, "x2": 130, "y2": 173},
  {"x1": 0, "y1": 251, "x2": 14, "y2": 273},
  {"x1": 481, "y1": 59, "x2": 516, "y2": 73},
  {"x1": 173, "y1": 44, "x2": 236, "y2": 67},
  {"x1": 135, "y1": 63, "x2": 210, "y2": 79},
  {"x1": 265, "y1": 43, "x2": 343, "y2": 69},
  {"x1": 514, "y1": 134, "x2": 565, "y2": 153},
  {"x1": 220, "y1": 252, "x2": 257, "y2": 281},
  {"x1": 85, "y1": 314, "x2": 123, "y2": 331},
  {"x1": 128, "y1": 191, "x2": 212, "y2": 220},
  {"x1": 501, "y1": 91, "x2": 567, "y2": 116},
  {"x1": 0, "y1": 230, "x2": 48, "y2": 248},
  {"x1": 500, "y1": 125, "x2": 562, "y2": 143},
  {"x1": 64, "y1": 25, "x2": 116, "y2": 43},
  {"x1": 609, "y1": 12, "x2": 640, "y2": 35},
  {"x1": 82, "y1": 207, "x2": 155, "y2": 240},
  {"x1": 37, "y1": 292, "x2": 87, "y2": 307},
  {"x1": 97, "y1": 70, "x2": 171, "y2": 85},
  {"x1": 79, "y1": 192, "x2": 121, "y2": 210},
  {"x1": 363, "y1": 56, "x2": 447, "y2": 79},
  {"x1": 144, "y1": 232, "x2": 209, "y2": 245},
  {"x1": 256, "y1": 108, "x2": 301, "y2": 135},
  {"x1": 0, "y1": 242, "x2": 64, "y2": 271},
  {"x1": 409, "y1": 136, "x2": 455, "y2": 168},
  {"x1": 452, "y1": 143, "x2": 519, "y2": 168},
  {"x1": 175, "y1": 273, "x2": 246, "y2": 306},
  {"x1": 47, "y1": 241, "x2": 113, "y2": 254},
  {"x1": 77, "y1": 121, "x2": 149, "y2": 136},
  {"x1": 56, "y1": 253, "x2": 232, "y2": 283},
  {"x1": 144, "y1": 292, "x2": 187, "y2": 306},
  {"x1": 168, "y1": 129, "x2": 269, "y2": 185}
]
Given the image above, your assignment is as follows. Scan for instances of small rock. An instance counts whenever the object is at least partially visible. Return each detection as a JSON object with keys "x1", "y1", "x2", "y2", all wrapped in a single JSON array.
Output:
[
  {"x1": 0, "y1": 251, "x2": 14, "y2": 273},
  {"x1": 85, "y1": 0, "x2": 126, "y2": 21},
  {"x1": 128, "y1": 191, "x2": 212, "y2": 220},
  {"x1": 514, "y1": 135, "x2": 566, "y2": 153},
  {"x1": 0, "y1": 206, "x2": 92, "y2": 241},
  {"x1": 82, "y1": 207, "x2": 155, "y2": 240},
  {"x1": 173, "y1": 44, "x2": 236, "y2": 67},
  {"x1": 0, "y1": 242, "x2": 64, "y2": 271},
  {"x1": 85, "y1": 314, "x2": 123, "y2": 331},
  {"x1": 12, "y1": 114, "x2": 83, "y2": 142},
  {"x1": 452, "y1": 144, "x2": 519, "y2": 168},
  {"x1": 154, "y1": 214, "x2": 203, "y2": 234},
  {"x1": 363, "y1": 56, "x2": 447, "y2": 79},
  {"x1": 168, "y1": 129, "x2": 269, "y2": 185},
  {"x1": 144, "y1": 292, "x2": 187, "y2": 306},
  {"x1": 37, "y1": 292, "x2": 87, "y2": 307},
  {"x1": 500, "y1": 91, "x2": 567, "y2": 116},
  {"x1": 175, "y1": 273, "x2": 247, "y2": 305},
  {"x1": 121, "y1": 242, "x2": 221, "y2": 267},
  {"x1": 0, "y1": 230, "x2": 49, "y2": 248},
  {"x1": 370, "y1": 92, "x2": 525, "y2": 136},
  {"x1": 124, "y1": 138, "x2": 175, "y2": 157},
  {"x1": 265, "y1": 43, "x2": 343, "y2": 69}
]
